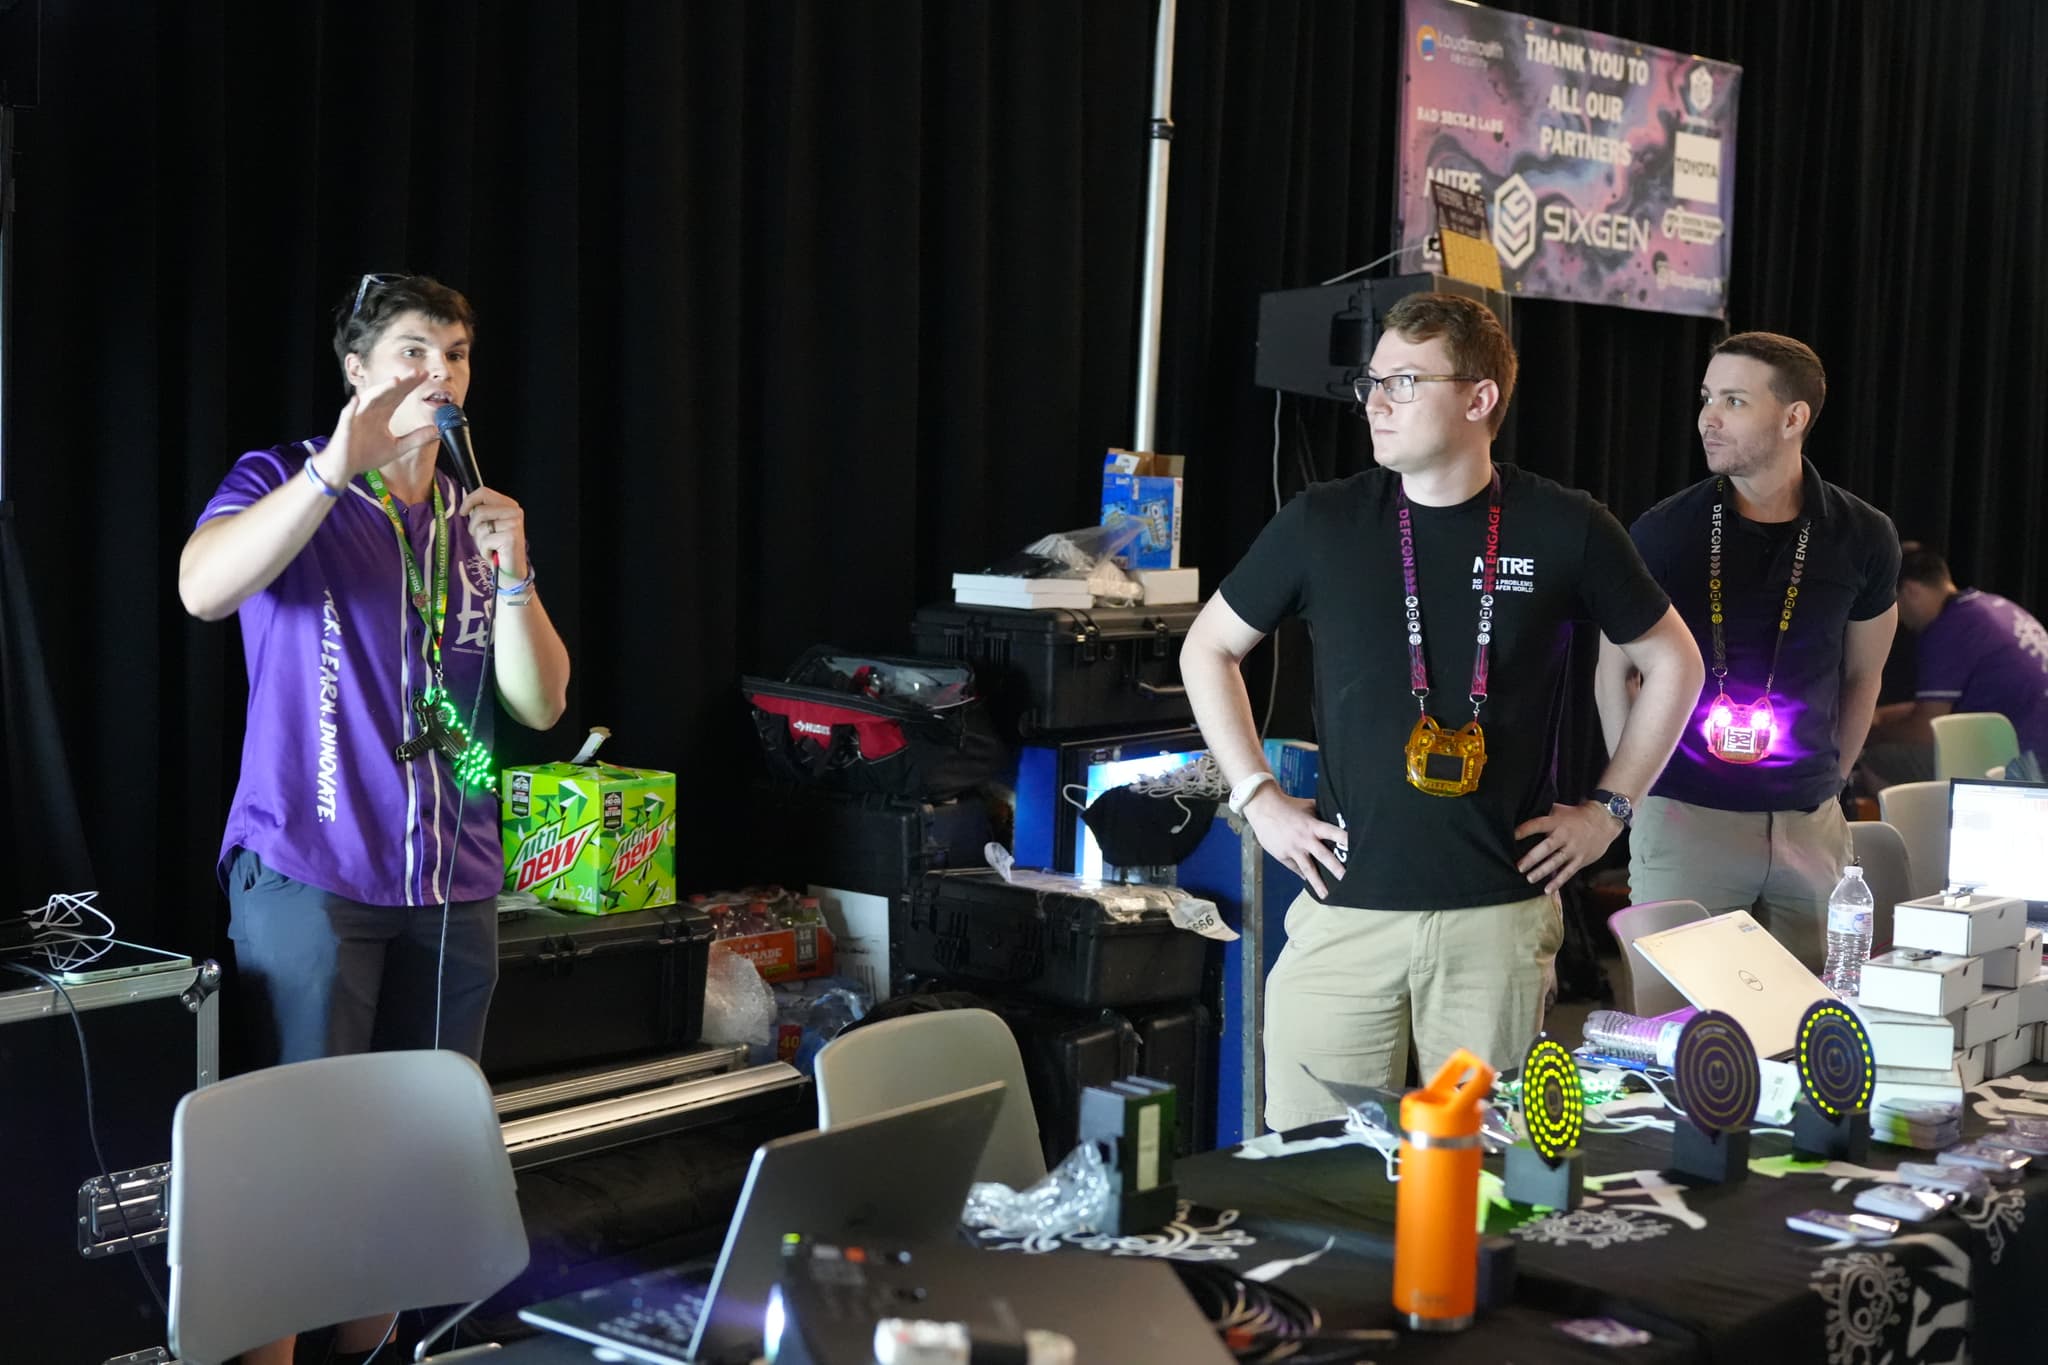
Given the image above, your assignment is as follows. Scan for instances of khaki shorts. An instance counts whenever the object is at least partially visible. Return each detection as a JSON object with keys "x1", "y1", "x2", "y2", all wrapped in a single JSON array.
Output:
[
  {"x1": 1261, "y1": 890, "x2": 1563, "y2": 1131},
  {"x1": 1627, "y1": 795, "x2": 1852, "y2": 972}
]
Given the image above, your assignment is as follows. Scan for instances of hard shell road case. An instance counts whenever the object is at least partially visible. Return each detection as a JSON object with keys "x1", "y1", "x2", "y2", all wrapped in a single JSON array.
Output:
[
  {"x1": 0, "y1": 951, "x2": 220, "y2": 1365},
  {"x1": 482, "y1": 901, "x2": 715, "y2": 1084},
  {"x1": 910, "y1": 602, "x2": 1200, "y2": 738}
]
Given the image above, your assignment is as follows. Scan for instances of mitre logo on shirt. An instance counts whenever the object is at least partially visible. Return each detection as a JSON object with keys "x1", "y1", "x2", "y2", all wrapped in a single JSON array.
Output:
[{"x1": 1472, "y1": 551, "x2": 1537, "y2": 593}]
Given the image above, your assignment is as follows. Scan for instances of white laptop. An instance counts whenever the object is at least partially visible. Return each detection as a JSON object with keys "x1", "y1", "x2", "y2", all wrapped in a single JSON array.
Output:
[{"x1": 1632, "y1": 910, "x2": 1838, "y2": 1059}]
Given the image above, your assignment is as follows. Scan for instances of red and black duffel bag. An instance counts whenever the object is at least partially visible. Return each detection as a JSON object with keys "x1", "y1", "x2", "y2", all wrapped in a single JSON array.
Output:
[{"x1": 743, "y1": 647, "x2": 1005, "y2": 800}]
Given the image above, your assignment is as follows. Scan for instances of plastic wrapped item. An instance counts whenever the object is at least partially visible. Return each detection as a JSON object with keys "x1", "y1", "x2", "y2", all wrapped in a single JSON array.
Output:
[
  {"x1": 961, "y1": 1139, "x2": 1113, "y2": 1239},
  {"x1": 771, "y1": 976, "x2": 872, "y2": 1074},
  {"x1": 699, "y1": 942, "x2": 778, "y2": 1064},
  {"x1": 994, "y1": 522, "x2": 1144, "y2": 581}
]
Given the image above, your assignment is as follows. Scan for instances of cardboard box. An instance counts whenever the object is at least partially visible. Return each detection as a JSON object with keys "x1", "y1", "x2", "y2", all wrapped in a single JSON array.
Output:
[
  {"x1": 1850, "y1": 1000, "x2": 1957, "y2": 1072},
  {"x1": 1953, "y1": 987, "x2": 2021, "y2": 1049},
  {"x1": 1990, "y1": 1024, "x2": 2040, "y2": 1078},
  {"x1": 1860, "y1": 948, "x2": 1984, "y2": 1016},
  {"x1": 1982, "y1": 927, "x2": 2044, "y2": 990},
  {"x1": 1101, "y1": 450, "x2": 1185, "y2": 570},
  {"x1": 809, "y1": 884, "x2": 892, "y2": 1003},
  {"x1": 502, "y1": 761, "x2": 677, "y2": 914},
  {"x1": 2021, "y1": 965, "x2": 2048, "y2": 1028},
  {"x1": 1131, "y1": 566, "x2": 1200, "y2": 605},
  {"x1": 1892, "y1": 891, "x2": 2028, "y2": 957},
  {"x1": 716, "y1": 920, "x2": 835, "y2": 983}
]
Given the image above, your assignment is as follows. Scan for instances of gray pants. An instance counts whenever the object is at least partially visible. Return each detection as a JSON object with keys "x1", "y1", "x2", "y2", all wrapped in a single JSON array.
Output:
[
  {"x1": 1627, "y1": 796, "x2": 1852, "y2": 972},
  {"x1": 227, "y1": 847, "x2": 499, "y2": 1067}
]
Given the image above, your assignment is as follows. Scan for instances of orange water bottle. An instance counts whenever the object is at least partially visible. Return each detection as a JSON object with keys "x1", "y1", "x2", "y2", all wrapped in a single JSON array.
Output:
[{"x1": 1393, "y1": 1048, "x2": 1496, "y2": 1332}]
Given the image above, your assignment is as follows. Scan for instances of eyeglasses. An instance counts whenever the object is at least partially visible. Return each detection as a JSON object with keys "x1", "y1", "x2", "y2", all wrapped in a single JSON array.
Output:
[
  {"x1": 1353, "y1": 372, "x2": 1481, "y2": 404},
  {"x1": 351, "y1": 272, "x2": 406, "y2": 317}
]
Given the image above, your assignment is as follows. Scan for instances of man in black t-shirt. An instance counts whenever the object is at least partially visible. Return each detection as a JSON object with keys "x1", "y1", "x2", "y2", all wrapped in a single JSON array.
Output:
[
  {"x1": 1595, "y1": 333, "x2": 1899, "y2": 971},
  {"x1": 1183, "y1": 293, "x2": 1701, "y2": 1130}
]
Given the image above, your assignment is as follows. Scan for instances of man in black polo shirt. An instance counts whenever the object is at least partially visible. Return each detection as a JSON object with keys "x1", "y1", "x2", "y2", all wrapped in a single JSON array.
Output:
[
  {"x1": 1183, "y1": 293, "x2": 1701, "y2": 1129},
  {"x1": 1595, "y1": 332, "x2": 1899, "y2": 971}
]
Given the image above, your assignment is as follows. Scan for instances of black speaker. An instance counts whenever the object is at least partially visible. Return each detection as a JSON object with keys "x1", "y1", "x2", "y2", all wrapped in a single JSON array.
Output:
[
  {"x1": 1253, "y1": 272, "x2": 1513, "y2": 401},
  {"x1": 0, "y1": 0, "x2": 39, "y2": 108}
]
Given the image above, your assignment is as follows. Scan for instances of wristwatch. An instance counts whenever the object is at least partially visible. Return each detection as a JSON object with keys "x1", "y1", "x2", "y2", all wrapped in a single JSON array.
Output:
[{"x1": 1588, "y1": 788, "x2": 1634, "y2": 829}]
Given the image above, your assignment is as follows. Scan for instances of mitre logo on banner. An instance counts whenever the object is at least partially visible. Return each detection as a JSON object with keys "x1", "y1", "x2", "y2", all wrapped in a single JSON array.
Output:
[
  {"x1": 1474, "y1": 552, "x2": 1537, "y2": 593},
  {"x1": 1687, "y1": 64, "x2": 1716, "y2": 114},
  {"x1": 1492, "y1": 174, "x2": 1538, "y2": 269}
]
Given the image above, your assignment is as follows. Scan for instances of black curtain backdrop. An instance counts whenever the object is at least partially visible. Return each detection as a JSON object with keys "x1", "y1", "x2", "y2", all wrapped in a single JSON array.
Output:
[{"x1": 3, "y1": 1, "x2": 2044, "y2": 956}]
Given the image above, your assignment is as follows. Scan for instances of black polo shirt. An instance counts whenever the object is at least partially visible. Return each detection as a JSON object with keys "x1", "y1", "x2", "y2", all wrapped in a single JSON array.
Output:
[
  {"x1": 1220, "y1": 463, "x2": 1670, "y2": 911},
  {"x1": 1629, "y1": 458, "x2": 1899, "y2": 813}
]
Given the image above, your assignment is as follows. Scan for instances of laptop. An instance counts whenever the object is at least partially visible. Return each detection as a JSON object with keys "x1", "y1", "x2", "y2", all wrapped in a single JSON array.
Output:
[
  {"x1": 1947, "y1": 778, "x2": 2048, "y2": 919},
  {"x1": 1632, "y1": 910, "x2": 1837, "y2": 1058},
  {"x1": 518, "y1": 1081, "x2": 1006, "y2": 1364}
]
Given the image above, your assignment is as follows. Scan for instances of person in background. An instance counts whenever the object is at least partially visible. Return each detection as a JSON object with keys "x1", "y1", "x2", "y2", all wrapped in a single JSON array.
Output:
[
  {"x1": 1597, "y1": 332, "x2": 1899, "y2": 970},
  {"x1": 1860, "y1": 546, "x2": 2048, "y2": 787}
]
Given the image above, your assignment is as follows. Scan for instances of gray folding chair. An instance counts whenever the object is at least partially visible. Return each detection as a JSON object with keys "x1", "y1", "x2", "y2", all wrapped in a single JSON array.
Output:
[
  {"x1": 1878, "y1": 779, "x2": 1949, "y2": 900},
  {"x1": 168, "y1": 1050, "x2": 529, "y2": 1364},
  {"x1": 1931, "y1": 712, "x2": 2019, "y2": 783},
  {"x1": 814, "y1": 1007, "x2": 1049, "y2": 1188},
  {"x1": 1849, "y1": 820, "x2": 1911, "y2": 952},
  {"x1": 1606, "y1": 899, "x2": 1711, "y2": 1017}
]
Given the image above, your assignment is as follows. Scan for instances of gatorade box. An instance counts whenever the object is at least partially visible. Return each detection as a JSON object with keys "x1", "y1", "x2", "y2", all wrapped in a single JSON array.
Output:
[{"x1": 502, "y1": 737, "x2": 677, "y2": 913}]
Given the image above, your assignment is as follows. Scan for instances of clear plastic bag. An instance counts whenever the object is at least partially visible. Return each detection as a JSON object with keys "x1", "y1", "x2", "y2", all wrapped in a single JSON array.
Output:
[
  {"x1": 699, "y1": 942, "x2": 777, "y2": 1064},
  {"x1": 960, "y1": 1141, "x2": 1113, "y2": 1238}
]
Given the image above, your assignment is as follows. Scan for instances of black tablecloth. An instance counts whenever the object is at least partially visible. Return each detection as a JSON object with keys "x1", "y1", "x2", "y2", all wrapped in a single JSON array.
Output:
[{"x1": 491, "y1": 1070, "x2": 2048, "y2": 1364}]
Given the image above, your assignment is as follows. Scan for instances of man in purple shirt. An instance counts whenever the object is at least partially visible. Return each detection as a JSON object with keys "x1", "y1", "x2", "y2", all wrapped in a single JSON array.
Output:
[
  {"x1": 1862, "y1": 547, "x2": 2048, "y2": 786},
  {"x1": 180, "y1": 273, "x2": 570, "y2": 1365}
]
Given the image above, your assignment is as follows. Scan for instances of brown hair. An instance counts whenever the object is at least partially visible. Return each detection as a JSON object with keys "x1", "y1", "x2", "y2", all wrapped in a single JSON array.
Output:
[
  {"x1": 332, "y1": 273, "x2": 477, "y2": 393},
  {"x1": 1711, "y1": 331, "x2": 1826, "y2": 436},
  {"x1": 1380, "y1": 292, "x2": 1517, "y2": 434}
]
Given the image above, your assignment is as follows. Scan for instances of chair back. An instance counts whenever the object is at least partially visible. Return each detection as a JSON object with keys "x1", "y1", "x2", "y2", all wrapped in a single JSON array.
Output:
[
  {"x1": 168, "y1": 1050, "x2": 529, "y2": 1365},
  {"x1": 1932, "y1": 712, "x2": 2019, "y2": 783},
  {"x1": 815, "y1": 1007, "x2": 1048, "y2": 1188},
  {"x1": 1848, "y1": 821, "x2": 1911, "y2": 952},
  {"x1": 1877, "y1": 779, "x2": 1950, "y2": 900},
  {"x1": 1605, "y1": 899, "x2": 1711, "y2": 1017}
]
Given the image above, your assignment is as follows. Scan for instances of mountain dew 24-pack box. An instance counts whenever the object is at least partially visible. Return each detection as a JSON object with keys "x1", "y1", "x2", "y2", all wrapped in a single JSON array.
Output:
[{"x1": 502, "y1": 762, "x2": 677, "y2": 914}]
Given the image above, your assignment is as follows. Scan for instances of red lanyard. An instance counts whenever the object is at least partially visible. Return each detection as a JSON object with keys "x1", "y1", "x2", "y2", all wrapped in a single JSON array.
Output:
[{"x1": 1397, "y1": 471, "x2": 1502, "y2": 721}]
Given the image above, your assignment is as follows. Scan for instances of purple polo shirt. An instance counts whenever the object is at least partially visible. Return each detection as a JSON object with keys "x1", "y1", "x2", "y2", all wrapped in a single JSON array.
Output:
[
  {"x1": 1918, "y1": 589, "x2": 2048, "y2": 763},
  {"x1": 200, "y1": 439, "x2": 503, "y2": 906}
]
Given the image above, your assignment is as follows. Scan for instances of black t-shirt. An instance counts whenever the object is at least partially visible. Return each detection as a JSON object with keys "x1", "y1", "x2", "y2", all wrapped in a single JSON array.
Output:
[
  {"x1": 1629, "y1": 459, "x2": 1900, "y2": 813},
  {"x1": 1219, "y1": 464, "x2": 1670, "y2": 911}
]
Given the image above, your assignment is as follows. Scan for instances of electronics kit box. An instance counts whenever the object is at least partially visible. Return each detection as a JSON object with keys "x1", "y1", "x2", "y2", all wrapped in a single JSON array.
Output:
[
  {"x1": 1101, "y1": 450, "x2": 1185, "y2": 570},
  {"x1": 502, "y1": 761, "x2": 677, "y2": 914}
]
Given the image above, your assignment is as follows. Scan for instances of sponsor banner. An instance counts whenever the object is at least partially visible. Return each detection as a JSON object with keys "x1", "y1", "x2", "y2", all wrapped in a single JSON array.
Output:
[{"x1": 1399, "y1": 0, "x2": 1741, "y2": 318}]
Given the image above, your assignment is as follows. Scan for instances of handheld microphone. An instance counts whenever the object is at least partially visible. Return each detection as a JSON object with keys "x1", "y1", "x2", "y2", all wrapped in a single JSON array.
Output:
[{"x1": 434, "y1": 403, "x2": 483, "y2": 494}]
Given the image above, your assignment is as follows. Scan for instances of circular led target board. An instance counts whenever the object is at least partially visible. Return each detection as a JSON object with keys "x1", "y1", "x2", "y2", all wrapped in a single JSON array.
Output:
[
  {"x1": 1521, "y1": 1035, "x2": 1583, "y2": 1164},
  {"x1": 1672, "y1": 1010, "x2": 1760, "y2": 1135},
  {"x1": 1796, "y1": 999, "x2": 1875, "y2": 1118}
]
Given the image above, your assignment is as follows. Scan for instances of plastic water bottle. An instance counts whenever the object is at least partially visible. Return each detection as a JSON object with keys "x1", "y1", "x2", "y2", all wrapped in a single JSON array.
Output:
[
  {"x1": 1822, "y1": 864, "x2": 1875, "y2": 996},
  {"x1": 1582, "y1": 1009, "x2": 1684, "y2": 1067}
]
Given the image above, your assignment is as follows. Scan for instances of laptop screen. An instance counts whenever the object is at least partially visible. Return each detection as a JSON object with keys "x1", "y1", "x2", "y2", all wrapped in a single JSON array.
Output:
[{"x1": 1947, "y1": 779, "x2": 2048, "y2": 906}]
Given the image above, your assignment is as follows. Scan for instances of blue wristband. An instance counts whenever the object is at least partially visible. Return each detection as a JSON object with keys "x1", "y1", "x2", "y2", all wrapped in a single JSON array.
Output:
[
  {"x1": 304, "y1": 458, "x2": 340, "y2": 498},
  {"x1": 496, "y1": 563, "x2": 536, "y2": 598}
]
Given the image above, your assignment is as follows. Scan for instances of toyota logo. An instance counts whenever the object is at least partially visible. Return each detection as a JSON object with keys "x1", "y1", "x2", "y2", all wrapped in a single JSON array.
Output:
[{"x1": 1738, "y1": 969, "x2": 1763, "y2": 991}]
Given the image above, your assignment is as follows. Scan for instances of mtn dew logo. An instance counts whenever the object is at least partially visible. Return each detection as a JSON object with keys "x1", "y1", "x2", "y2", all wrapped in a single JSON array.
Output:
[
  {"x1": 609, "y1": 815, "x2": 675, "y2": 883},
  {"x1": 510, "y1": 819, "x2": 599, "y2": 894}
]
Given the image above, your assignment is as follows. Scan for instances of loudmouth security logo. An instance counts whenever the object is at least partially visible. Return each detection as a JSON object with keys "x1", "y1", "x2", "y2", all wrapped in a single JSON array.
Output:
[
  {"x1": 1417, "y1": 25, "x2": 1437, "y2": 61},
  {"x1": 1688, "y1": 65, "x2": 1715, "y2": 114},
  {"x1": 1492, "y1": 174, "x2": 1538, "y2": 269}
]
